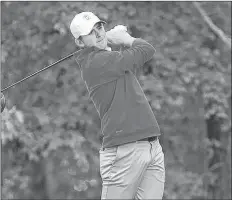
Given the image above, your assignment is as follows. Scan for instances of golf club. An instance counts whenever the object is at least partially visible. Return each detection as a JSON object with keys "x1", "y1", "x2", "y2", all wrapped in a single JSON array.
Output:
[{"x1": 1, "y1": 50, "x2": 81, "y2": 93}]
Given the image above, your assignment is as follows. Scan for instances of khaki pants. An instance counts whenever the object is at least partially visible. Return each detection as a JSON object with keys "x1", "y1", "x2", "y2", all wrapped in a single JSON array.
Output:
[{"x1": 99, "y1": 138, "x2": 165, "y2": 199}]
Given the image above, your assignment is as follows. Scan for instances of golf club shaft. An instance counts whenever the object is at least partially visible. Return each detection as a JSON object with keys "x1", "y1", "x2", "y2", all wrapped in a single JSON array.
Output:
[{"x1": 1, "y1": 50, "x2": 80, "y2": 93}]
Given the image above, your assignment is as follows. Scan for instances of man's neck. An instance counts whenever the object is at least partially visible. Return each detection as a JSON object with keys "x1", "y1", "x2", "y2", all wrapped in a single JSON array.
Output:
[{"x1": 86, "y1": 45, "x2": 111, "y2": 51}]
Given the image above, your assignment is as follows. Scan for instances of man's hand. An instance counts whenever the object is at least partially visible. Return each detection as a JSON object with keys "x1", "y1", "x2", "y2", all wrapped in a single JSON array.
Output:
[{"x1": 106, "y1": 25, "x2": 136, "y2": 47}]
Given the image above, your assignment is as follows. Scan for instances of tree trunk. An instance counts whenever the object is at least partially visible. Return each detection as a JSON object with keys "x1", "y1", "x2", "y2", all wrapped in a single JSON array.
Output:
[
  {"x1": 193, "y1": 2, "x2": 231, "y2": 50},
  {"x1": 30, "y1": 158, "x2": 50, "y2": 199},
  {"x1": 206, "y1": 114, "x2": 231, "y2": 199},
  {"x1": 43, "y1": 156, "x2": 58, "y2": 199}
]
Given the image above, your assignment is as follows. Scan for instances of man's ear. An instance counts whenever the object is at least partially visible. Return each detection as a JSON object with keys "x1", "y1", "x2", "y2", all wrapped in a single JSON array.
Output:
[{"x1": 75, "y1": 38, "x2": 85, "y2": 48}]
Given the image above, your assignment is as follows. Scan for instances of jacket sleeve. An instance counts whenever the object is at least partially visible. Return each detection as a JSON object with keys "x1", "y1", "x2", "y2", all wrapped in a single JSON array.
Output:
[
  {"x1": 119, "y1": 38, "x2": 156, "y2": 71},
  {"x1": 92, "y1": 38, "x2": 156, "y2": 74}
]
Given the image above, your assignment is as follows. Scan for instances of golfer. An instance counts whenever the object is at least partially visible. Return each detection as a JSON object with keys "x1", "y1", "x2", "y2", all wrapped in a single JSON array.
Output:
[{"x1": 70, "y1": 12, "x2": 165, "y2": 199}]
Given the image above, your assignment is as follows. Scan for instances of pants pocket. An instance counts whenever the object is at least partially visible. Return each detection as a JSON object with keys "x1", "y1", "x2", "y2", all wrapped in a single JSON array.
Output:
[
  {"x1": 154, "y1": 151, "x2": 165, "y2": 183},
  {"x1": 99, "y1": 147, "x2": 120, "y2": 181},
  {"x1": 152, "y1": 141, "x2": 165, "y2": 183}
]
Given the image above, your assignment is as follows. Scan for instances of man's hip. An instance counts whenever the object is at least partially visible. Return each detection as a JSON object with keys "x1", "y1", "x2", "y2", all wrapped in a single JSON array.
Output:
[{"x1": 99, "y1": 137, "x2": 165, "y2": 199}]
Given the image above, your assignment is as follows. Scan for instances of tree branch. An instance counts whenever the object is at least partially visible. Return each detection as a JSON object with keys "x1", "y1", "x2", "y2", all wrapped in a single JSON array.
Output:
[{"x1": 193, "y1": 2, "x2": 231, "y2": 49}]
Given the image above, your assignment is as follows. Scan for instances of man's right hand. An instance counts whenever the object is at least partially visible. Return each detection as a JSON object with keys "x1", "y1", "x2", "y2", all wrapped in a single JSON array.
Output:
[{"x1": 106, "y1": 25, "x2": 136, "y2": 47}]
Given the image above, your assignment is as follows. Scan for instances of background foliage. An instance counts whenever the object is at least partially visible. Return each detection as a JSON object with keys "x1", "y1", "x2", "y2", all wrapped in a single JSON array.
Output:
[{"x1": 1, "y1": 1, "x2": 231, "y2": 199}]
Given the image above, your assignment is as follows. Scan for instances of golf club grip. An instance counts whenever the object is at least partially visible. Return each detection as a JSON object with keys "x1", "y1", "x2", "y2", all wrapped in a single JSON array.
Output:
[{"x1": 1, "y1": 50, "x2": 80, "y2": 92}]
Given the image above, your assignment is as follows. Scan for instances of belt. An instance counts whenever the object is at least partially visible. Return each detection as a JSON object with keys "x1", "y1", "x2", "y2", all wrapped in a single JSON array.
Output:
[
  {"x1": 138, "y1": 136, "x2": 158, "y2": 142},
  {"x1": 101, "y1": 136, "x2": 159, "y2": 151}
]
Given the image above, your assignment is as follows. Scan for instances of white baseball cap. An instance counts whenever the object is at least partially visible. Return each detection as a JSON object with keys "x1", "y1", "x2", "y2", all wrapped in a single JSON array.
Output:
[{"x1": 70, "y1": 12, "x2": 106, "y2": 39}]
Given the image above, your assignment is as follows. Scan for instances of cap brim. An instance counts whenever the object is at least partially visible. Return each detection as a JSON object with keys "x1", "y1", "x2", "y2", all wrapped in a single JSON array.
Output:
[
  {"x1": 79, "y1": 20, "x2": 107, "y2": 37},
  {"x1": 100, "y1": 20, "x2": 106, "y2": 24}
]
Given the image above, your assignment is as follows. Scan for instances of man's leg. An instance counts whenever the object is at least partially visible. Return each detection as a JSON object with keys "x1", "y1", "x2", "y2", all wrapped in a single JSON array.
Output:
[
  {"x1": 99, "y1": 141, "x2": 152, "y2": 199},
  {"x1": 135, "y1": 139, "x2": 165, "y2": 199}
]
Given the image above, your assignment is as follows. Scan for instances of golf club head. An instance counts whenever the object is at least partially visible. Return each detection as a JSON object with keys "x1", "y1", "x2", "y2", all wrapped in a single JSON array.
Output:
[{"x1": 1, "y1": 93, "x2": 6, "y2": 113}]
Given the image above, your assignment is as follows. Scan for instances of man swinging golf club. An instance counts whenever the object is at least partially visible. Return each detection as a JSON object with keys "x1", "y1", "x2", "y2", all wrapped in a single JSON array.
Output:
[{"x1": 71, "y1": 11, "x2": 165, "y2": 199}]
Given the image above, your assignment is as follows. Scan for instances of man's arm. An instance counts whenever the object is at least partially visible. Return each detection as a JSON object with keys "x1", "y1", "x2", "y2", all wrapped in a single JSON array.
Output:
[
  {"x1": 92, "y1": 38, "x2": 155, "y2": 75},
  {"x1": 106, "y1": 27, "x2": 156, "y2": 72},
  {"x1": 119, "y1": 38, "x2": 156, "y2": 71}
]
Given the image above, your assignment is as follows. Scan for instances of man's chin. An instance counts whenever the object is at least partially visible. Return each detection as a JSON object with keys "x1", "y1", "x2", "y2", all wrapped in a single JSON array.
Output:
[{"x1": 97, "y1": 44, "x2": 107, "y2": 50}]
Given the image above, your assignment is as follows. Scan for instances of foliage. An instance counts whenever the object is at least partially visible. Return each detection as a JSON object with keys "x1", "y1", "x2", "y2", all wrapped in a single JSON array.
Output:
[{"x1": 1, "y1": 1, "x2": 231, "y2": 199}]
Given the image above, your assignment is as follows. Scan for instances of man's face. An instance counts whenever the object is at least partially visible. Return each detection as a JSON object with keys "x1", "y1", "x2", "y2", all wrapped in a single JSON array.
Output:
[{"x1": 80, "y1": 22, "x2": 107, "y2": 49}]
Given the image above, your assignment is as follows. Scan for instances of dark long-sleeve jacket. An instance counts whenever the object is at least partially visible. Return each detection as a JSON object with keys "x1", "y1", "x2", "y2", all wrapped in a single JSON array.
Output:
[{"x1": 74, "y1": 39, "x2": 161, "y2": 148}]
